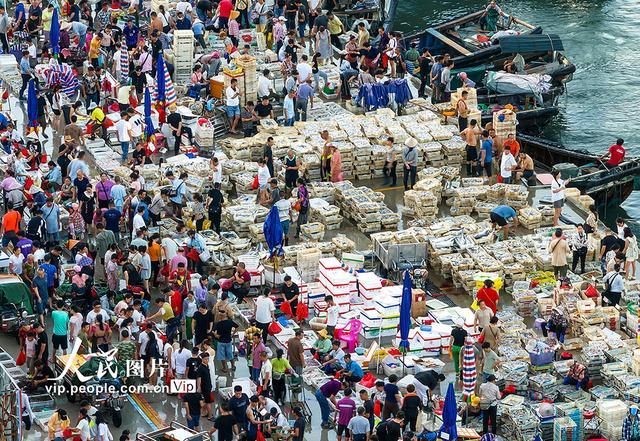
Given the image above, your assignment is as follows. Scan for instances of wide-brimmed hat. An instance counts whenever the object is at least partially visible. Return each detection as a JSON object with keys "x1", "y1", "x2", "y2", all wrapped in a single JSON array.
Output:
[
  {"x1": 318, "y1": 329, "x2": 329, "y2": 338},
  {"x1": 404, "y1": 137, "x2": 418, "y2": 148},
  {"x1": 87, "y1": 102, "x2": 98, "y2": 111}
]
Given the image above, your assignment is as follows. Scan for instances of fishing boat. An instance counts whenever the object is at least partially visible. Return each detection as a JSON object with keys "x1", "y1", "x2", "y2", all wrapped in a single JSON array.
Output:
[
  {"x1": 475, "y1": 86, "x2": 565, "y2": 106},
  {"x1": 400, "y1": 9, "x2": 542, "y2": 68},
  {"x1": 401, "y1": 9, "x2": 575, "y2": 83},
  {"x1": 450, "y1": 51, "x2": 575, "y2": 94},
  {"x1": 517, "y1": 133, "x2": 640, "y2": 207}
]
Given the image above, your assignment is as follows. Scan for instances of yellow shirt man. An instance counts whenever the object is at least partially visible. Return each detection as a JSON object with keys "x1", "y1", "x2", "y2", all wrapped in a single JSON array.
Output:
[
  {"x1": 327, "y1": 16, "x2": 343, "y2": 36},
  {"x1": 88, "y1": 36, "x2": 101, "y2": 59}
]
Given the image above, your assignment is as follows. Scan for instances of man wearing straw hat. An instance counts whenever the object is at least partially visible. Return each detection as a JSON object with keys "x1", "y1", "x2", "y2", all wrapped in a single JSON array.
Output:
[{"x1": 402, "y1": 137, "x2": 419, "y2": 190}]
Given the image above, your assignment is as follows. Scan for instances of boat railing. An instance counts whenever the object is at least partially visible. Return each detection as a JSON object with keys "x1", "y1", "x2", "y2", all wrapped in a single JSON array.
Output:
[{"x1": 570, "y1": 159, "x2": 640, "y2": 182}]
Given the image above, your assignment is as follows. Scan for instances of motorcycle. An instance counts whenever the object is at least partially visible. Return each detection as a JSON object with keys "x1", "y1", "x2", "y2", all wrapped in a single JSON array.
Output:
[
  {"x1": 0, "y1": 303, "x2": 37, "y2": 343},
  {"x1": 95, "y1": 390, "x2": 124, "y2": 428}
]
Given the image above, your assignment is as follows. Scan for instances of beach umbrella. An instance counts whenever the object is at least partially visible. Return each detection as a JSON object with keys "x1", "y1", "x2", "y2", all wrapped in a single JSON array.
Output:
[
  {"x1": 155, "y1": 54, "x2": 166, "y2": 106},
  {"x1": 144, "y1": 87, "x2": 155, "y2": 140},
  {"x1": 439, "y1": 383, "x2": 458, "y2": 441},
  {"x1": 165, "y1": 72, "x2": 177, "y2": 108},
  {"x1": 399, "y1": 270, "x2": 412, "y2": 352},
  {"x1": 461, "y1": 337, "x2": 477, "y2": 402},
  {"x1": 120, "y1": 40, "x2": 129, "y2": 84},
  {"x1": 27, "y1": 79, "x2": 38, "y2": 129},
  {"x1": 50, "y1": 8, "x2": 60, "y2": 56},
  {"x1": 45, "y1": 60, "x2": 79, "y2": 97},
  {"x1": 263, "y1": 205, "x2": 283, "y2": 258}
]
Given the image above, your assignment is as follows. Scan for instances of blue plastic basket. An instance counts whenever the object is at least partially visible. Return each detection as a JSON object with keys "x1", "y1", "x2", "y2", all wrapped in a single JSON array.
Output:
[{"x1": 529, "y1": 350, "x2": 555, "y2": 366}]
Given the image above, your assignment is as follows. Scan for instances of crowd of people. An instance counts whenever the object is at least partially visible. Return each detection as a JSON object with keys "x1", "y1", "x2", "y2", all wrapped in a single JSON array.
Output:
[{"x1": 0, "y1": 0, "x2": 637, "y2": 439}]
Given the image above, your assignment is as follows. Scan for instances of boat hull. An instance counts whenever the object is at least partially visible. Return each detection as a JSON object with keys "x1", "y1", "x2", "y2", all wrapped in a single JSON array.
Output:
[{"x1": 517, "y1": 133, "x2": 640, "y2": 207}]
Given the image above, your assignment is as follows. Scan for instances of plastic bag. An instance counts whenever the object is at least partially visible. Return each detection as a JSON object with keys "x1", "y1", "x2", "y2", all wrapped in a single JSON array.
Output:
[
  {"x1": 359, "y1": 372, "x2": 377, "y2": 388},
  {"x1": 280, "y1": 300, "x2": 292, "y2": 317},
  {"x1": 268, "y1": 321, "x2": 282, "y2": 335},
  {"x1": 16, "y1": 350, "x2": 26, "y2": 366},
  {"x1": 251, "y1": 174, "x2": 259, "y2": 190},
  {"x1": 373, "y1": 400, "x2": 382, "y2": 417},
  {"x1": 296, "y1": 303, "x2": 309, "y2": 321}
]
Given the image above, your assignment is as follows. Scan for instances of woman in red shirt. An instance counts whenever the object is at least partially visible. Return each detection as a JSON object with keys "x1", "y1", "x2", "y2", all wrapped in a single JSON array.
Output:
[{"x1": 476, "y1": 279, "x2": 499, "y2": 314}]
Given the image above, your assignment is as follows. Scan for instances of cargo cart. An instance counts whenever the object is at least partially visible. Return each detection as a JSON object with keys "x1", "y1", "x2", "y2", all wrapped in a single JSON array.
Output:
[{"x1": 372, "y1": 237, "x2": 428, "y2": 279}]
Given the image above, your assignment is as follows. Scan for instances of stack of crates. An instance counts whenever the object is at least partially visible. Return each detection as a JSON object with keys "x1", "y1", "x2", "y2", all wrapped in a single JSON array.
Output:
[
  {"x1": 296, "y1": 248, "x2": 322, "y2": 283},
  {"x1": 555, "y1": 403, "x2": 583, "y2": 441},
  {"x1": 552, "y1": 417, "x2": 578, "y2": 441},
  {"x1": 493, "y1": 109, "x2": 517, "y2": 150},
  {"x1": 174, "y1": 30, "x2": 195, "y2": 84}
]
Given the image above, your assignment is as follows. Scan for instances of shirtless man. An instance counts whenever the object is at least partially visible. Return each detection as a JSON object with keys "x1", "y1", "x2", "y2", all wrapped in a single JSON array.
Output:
[
  {"x1": 515, "y1": 152, "x2": 535, "y2": 182},
  {"x1": 457, "y1": 90, "x2": 470, "y2": 132},
  {"x1": 460, "y1": 119, "x2": 481, "y2": 176}
]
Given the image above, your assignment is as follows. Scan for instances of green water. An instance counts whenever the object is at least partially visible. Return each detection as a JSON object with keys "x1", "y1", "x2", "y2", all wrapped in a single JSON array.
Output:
[{"x1": 395, "y1": 0, "x2": 640, "y2": 225}]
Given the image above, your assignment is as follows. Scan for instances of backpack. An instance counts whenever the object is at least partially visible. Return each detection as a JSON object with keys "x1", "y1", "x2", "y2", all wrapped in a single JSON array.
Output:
[
  {"x1": 375, "y1": 421, "x2": 389, "y2": 441},
  {"x1": 88, "y1": 416, "x2": 97, "y2": 439}
]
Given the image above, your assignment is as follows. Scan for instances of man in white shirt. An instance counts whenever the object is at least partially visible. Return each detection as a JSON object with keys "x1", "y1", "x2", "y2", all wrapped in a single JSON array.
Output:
[
  {"x1": 255, "y1": 288, "x2": 275, "y2": 342},
  {"x1": 257, "y1": 69, "x2": 275, "y2": 100},
  {"x1": 258, "y1": 394, "x2": 282, "y2": 416},
  {"x1": 127, "y1": 109, "x2": 144, "y2": 143},
  {"x1": 275, "y1": 196, "x2": 292, "y2": 245},
  {"x1": 130, "y1": 300, "x2": 145, "y2": 334},
  {"x1": 296, "y1": 55, "x2": 313, "y2": 83},
  {"x1": 161, "y1": 234, "x2": 179, "y2": 262},
  {"x1": 325, "y1": 295, "x2": 339, "y2": 336},
  {"x1": 500, "y1": 145, "x2": 518, "y2": 184},
  {"x1": 259, "y1": 351, "x2": 272, "y2": 391},
  {"x1": 176, "y1": 0, "x2": 193, "y2": 16},
  {"x1": 86, "y1": 302, "x2": 110, "y2": 325},
  {"x1": 138, "y1": 326, "x2": 162, "y2": 358},
  {"x1": 132, "y1": 205, "x2": 146, "y2": 239},
  {"x1": 225, "y1": 78, "x2": 241, "y2": 134},
  {"x1": 321, "y1": 339, "x2": 345, "y2": 373},
  {"x1": 114, "y1": 111, "x2": 132, "y2": 163},
  {"x1": 210, "y1": 156, "x2": 222, "y2": 184},
  {"x1": 257, "y1": 158, "x2": 271, "y2": 189}
]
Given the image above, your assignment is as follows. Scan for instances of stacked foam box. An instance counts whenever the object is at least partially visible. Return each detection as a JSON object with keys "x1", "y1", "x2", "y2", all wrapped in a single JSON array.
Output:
[
  {"x1": 318, "y1": 258, "x2": 354, "y2": 313},
  {"x1": 356, "y1": 272, "x2": 382, "y2": 307},
  {"x1": 302, "y1": 281, "x2": 327, "y2": 309},
  {"x1": 235, "y1": 55, "x2": 258, "y2": 107},
  {"x1": 296, "y1": 248, "x2": 322, "y2": 283},
  {"x1": 359, "y1": 285, "x2": 401, "y2": 339},
  {"x1": 493, "y1": 109, "x2": 517, "y2": 149},
  {"x1": 596, "y1": 399, "x2": 627, "y2": 440},
  {"x1": 174, "y1": 30, "x2": 195, "y2": 83}
]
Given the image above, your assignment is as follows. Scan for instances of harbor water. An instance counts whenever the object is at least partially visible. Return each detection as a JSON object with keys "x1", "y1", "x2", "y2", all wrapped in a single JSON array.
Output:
[{"x1": 395, "y1": 0, "x2": 640, "y2": 228}]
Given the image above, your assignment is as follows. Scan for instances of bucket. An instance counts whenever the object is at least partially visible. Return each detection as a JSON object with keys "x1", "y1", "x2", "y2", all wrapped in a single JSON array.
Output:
[{"x1": 210, "y1": 77, "x2": 225, "y2": 99}]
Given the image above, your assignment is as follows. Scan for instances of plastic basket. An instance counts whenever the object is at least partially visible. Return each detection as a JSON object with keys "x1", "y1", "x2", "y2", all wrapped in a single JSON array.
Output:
[{"x1": 529, "y1": 350, "x2": 555, "y2": 366}]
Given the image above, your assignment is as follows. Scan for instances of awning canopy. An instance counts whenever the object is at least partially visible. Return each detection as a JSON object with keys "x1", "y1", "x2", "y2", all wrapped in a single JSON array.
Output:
[{"x1": 500, "y1": 34, "x2": 564, "y2": 53}]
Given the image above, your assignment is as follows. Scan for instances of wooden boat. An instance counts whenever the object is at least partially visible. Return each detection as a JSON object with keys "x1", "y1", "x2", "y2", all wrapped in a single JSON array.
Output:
[
  {"x1": 517, "y1": 133, "x2": 640, "y2": 207},
  {"x1": 400, "y1": 10, "x2": 541, "y2": 68},
  {"x1": 450, "y1": 51, "x2": 575, "y2": 93},
  {"x1": 475, "y1": 86, "x2": 565, "y2": 106},
  {"x1": 400, "y1": 9, "x2": 575, "y2": 86}
]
